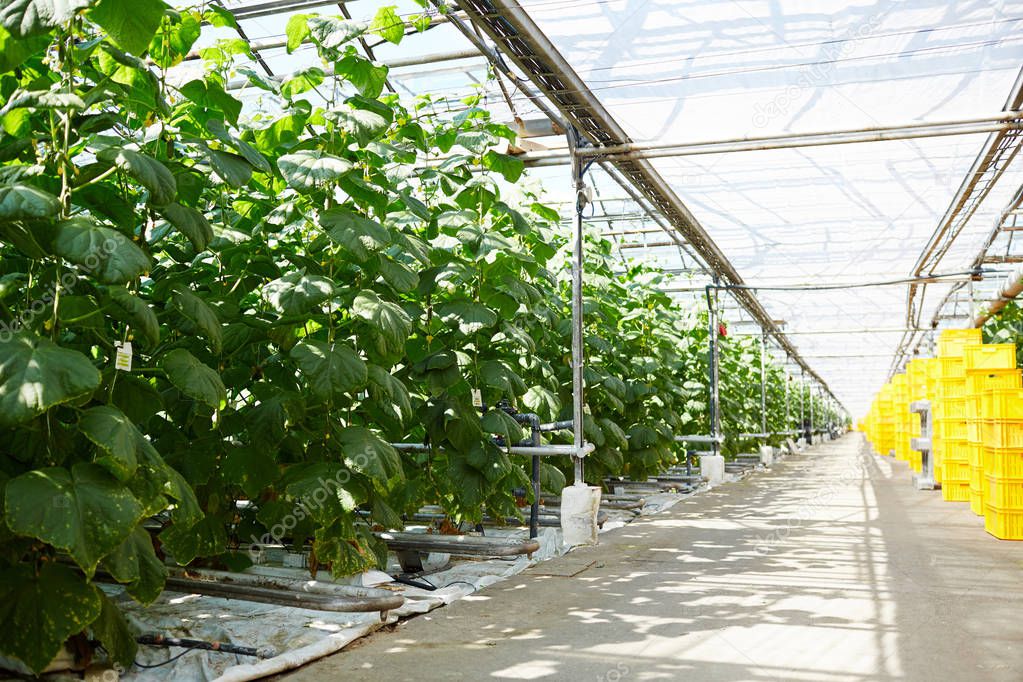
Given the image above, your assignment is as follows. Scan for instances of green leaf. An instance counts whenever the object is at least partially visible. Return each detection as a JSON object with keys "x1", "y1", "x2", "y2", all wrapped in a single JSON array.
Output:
[
  {"x1": 168, "y1": 287, "x2": 222, "y2": 353},
  {"x1": 481, "y1": 408, "x2": 522, "y2": 444},
  {"x1": 480, "y1": 359, "x2": 527, "y2": 396},
  {"x1": 366, "y1": 364, "x2": 411, "y2": 421},
  {"x1": 290, "y1": 339, "x2": 367, "y2": 401},
  {"x1": 339, "y1": 174, "x2": 388, "y2": 212},
  {"x1": 285, "y1": 13, "x2": 310, "y2": 52},
  {"x1": 263, "y1": 270, "x2": 335, "y2": 315},
  {"x1": 539, "y1": 461, "x2": 566, "y2": 493},
  {"x1": 328, "y1": 95, "x2": 393, "y2": 147},
  {"x1": 0, "y1": 183, "x2": 60, "y2": 221},
  {"x1": 221, "y1": 448, "x2": 278, "y2": 498},
  {"x1": 376, "y1": 256, "x2": 419, "y2": 293},
  {"x1": 0, "y1": 0, "x2": 92, "y2": 38},
  {"x1": 55, "y1": 217, "x2": 151, "y2": 284},
  {"x1": 162, "y1": 348, "x2": 226, "y2": 408},
  {"x1": 0, "y1": 563, "x2": 102, "y2": 674},
  {"x1": 281, "y1": 462, "x2": 361, "y2": 524},
  {"x1": 89, "y1": 0, "x2": 167, "y2": 55},
  {"x1": 437, "y1": 300, "x2": 498, "y2": 335},
  {"x1": 204, "y1": 147, "x2": 253, "y2": 188},
  {"x1": 280, "y1": 66, "x2": 324, "y2": 99},
  {"x1": 159, "y1": 203, "x2": 212, "y2": 251},
  {"x1": 102, "y1": 525, "x2": 167, "y2": 605},
  {"x1": 352, "y1": 289, "x2": 411, "y2": 358},
  {"x1": 320, "y1": 207, "x2": 389, "y2": 262},
  {"x1": 307, "y1": 16, "x2": 365, "y2": 50},
  {"x1": 0, "y1": 25, "x2": 48, "y2": 72},
  {"x1": 370, "y1": 5, "x2": 404, "y2": 45},
  {"x1": 5, "y1": 463, "x2": 144, "y2": 576},
  {"x1": 89, "y1": 591, "x2": 137, "y2": 669},
  {"x1": 277, "y1": 150, "x2": 352, "y2": 191},
  {"x1": 522, "y1": 385, "x2": 560, "y2": 422},
  {"x1": 97, "y1": 147, "x2": 176, "y2": 206},
  {"x1": 482, "y1": 150, "x2": 524, "y2": 182},
  {"x1": 80, "y1": 405, "x2": 139, "y2": 481},
  {"x1": 335, "y1": 54, "x2": 388, "y2": 99},
  {"x1": 0, "y1": 333, "x2": 100, "y2": 427},
  {"x1": 159, "y1": 513, "x2": 226, "y2": 564},
  {"x1": 107, "y1": 286, "x2": 160, "y2": 347},
  {"x1": 338, "y1": 426, "x2": 403, "y2": 482}
]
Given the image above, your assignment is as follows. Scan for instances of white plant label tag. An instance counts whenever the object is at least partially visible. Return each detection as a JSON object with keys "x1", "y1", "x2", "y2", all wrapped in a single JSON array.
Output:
[
  {"x1": 471, "y1": 388, "x2": 483, "y2": 408},
  {"x1": 114, "y1": 342, "x2": 133, "y2": 372}
]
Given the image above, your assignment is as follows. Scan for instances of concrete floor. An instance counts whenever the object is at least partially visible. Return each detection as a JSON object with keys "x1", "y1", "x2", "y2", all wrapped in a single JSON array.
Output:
[{"x1": 283, "y1": 434, "x2": 1023, "y2": 681}]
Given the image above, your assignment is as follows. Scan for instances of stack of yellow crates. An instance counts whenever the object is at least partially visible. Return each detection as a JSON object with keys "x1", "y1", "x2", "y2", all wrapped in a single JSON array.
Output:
[
  {"x1": 963, "y1": 343, "x2": 1017, "y2": 515},
  {"x1": 893, "y1": 374, "x2": 911, "y2": 463},
  {"x1": 877, "y1": 383, "x2": 896, "y2": 456},
  {"x1": 936, "y1": 329, "x2": 980, "y2": 502},
  {"x1": 981, "y1": 387, "x2": 1023, "y2": 539}
]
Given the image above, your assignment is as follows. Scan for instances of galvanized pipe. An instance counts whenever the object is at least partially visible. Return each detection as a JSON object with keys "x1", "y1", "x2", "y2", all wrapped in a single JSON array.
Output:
[
  {"x1": 569, "y1": 126, "x2": 587, "y2": 484},
  {"x1": 760, "y1": 328, "x2": 768, "y2": 438},
  {"x1": 706, "y1": 282, "x2": 721, "y2": 457},
  {"x1": 390, "y1": 442, "x2": 588, "y2": 457},
  {"x1": 519, "y1": 115, "x2": 1023, "y2": 166}
]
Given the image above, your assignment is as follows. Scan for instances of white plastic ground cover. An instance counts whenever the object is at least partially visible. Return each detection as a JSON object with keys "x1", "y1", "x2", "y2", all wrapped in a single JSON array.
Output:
[{"x1": 108, "y1": 490, "x2": 691, "y2": 681}]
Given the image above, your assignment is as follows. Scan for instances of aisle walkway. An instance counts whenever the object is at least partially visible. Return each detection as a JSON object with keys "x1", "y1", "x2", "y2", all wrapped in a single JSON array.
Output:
[{"x1": 285, "y1": 435, "x2": 1023, "y2": 681}]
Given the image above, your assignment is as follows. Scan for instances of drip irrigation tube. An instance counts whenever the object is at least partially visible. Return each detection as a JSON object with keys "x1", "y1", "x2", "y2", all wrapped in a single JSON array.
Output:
[{"x1": 136, "y1": 635, "x2": 274, "y2": 659}]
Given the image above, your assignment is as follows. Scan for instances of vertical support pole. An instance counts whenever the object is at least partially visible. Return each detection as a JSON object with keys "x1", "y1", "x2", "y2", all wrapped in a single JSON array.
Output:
[
  {"x1": 568, "y1": 127, "x2": 586, "y2": 485},
  {"x1": 759, "y1": 328, "x2": 768, "y2": 438},
  {"x1": 809, "y1": 381, "x2": 815, "y2": 441},
  {"x1": 706, "y1": 281, "x2": 721, "y2": 457},
  {"x1": 799, "y1": 370, "x2": 806, "y2": 441},
  {"x1": 784, "y1": 366, "x2": 790, "y2": 430}
]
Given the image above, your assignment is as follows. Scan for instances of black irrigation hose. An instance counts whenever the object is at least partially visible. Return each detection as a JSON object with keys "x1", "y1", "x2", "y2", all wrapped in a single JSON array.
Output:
[{"x1": 136, "y1": 634, "x2": 273, "y2": 659}]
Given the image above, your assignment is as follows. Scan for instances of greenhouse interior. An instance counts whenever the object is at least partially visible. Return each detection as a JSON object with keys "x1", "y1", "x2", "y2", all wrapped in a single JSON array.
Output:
[{"x1": 0, "y1": 0, "x2": 1022, "y2": 679}]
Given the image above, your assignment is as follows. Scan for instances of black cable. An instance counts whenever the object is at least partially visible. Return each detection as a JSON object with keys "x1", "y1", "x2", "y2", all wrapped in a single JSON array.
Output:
[
  {"x1": 133, "y1": 649, "x2": 195, "y2": 669},
  {"x1": 441, "y1": 580, "x2": 479, "y2": 591}
]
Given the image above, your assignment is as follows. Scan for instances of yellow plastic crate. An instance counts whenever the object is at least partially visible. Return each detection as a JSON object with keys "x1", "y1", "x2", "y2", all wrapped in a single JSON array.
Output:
[
  {"x1": 970, "y1": 489, "x2": 984, "y2": 516},
  {"x1": 966, "y1": 368, "x2": 1022, "y2": 394},
  {"x1": 985, "y1": 448, "x2": 1023, "y2": 478},
  {"x1": 964, "y1": 343, "x2": 1016, "y2": 371},
  {"x1": 937, "y1": 419, "x2": 967, "y2": 440},
  {"x1": 937, "y1": 378, "x2": 966, "y2": 399},
  {"x1": 985, "y1": 505, "x2": 1023, "y2": 540},
  {"x1": 942, "y1": 481, "x2": 971, "y2": 502},
  {"x1": 966, "y1": 419, "x2": 983, "y2": 443},
  {"x1": 985, "y1": 476, "x2": 1023, "y2": 509},
  {"x1": 940, "y1": 357, "x2": 965, "y2": 378},
  {"x1": 939, "y1": 329, "x2": 982, "y2": 357},
  {"x1": 981, "y1": 420, "x2": 1023, "y2": 449},
  {"x1": 943, "y1": 460, "x2": 971, "y2": 481},
  {"x1": 968, "y1": 442, "x2": 984, "y2": 467},
  {"x1": 980, "y1": 389, "x2": 1023, "y2": 420},
  {"x1": 936, "y1": 398, "x2": 968, "y2": 419},
  {"x1": 941, "y1": 438, "x2": 969, "y2": 461}
]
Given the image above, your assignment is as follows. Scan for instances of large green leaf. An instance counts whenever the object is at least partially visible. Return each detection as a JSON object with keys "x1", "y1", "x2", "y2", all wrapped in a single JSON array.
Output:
[
  {"x1": 290, "y1": 339, "x2": 367, "y2": 401},
  {"x1": 281, "y1": 462, "x2": 361, "y2": 524},
  {"x1": 0, "y1": 0, "x2": 91, "y2": 38},
  {"x1": 338, "y1": 426, "x2": 403, "y2": 483},
  {"x1": 159, "y1": 513, "x2": 226, "y2": 564},
  {"x1": 307, "y1": 15, "x2": 365, "y2": 49},
  {"x1": 107, "y1": 286, "x2": 159, "y2": 347},
  {"x1": 203, "y1": 147, "x2": 253, "y2": 187},
  {"x1": 366, "y1": 364, "x2": 411, "y2": 422},
  {"x1": 351, "y1": 289, "x2": 411, "y2": 358},
  {"x1": 437, "y1": 300, "x2": 498, "y2": 335},
  {"x1": 89, "y1": 0, "x2": 167, "y2": 55},
  {"x1": 320, "y1": 207, "x2": 389, "y2": 261},
  {"x1": 522, "y1": 385, "x2": 560, "y2": 422},
  {"x1": 5, "y1": 463, "x2": 144, "y2": 576},
  {"x1": 0, "y1": 183, "x2": 60, "y2": 221},
  {"x1": 55, "y1": 217, "x2": 150, "y2": 284},
  {"x1": 481, "y1": 408, "x2": 523, "y2": 444},
  {"x1": 89, "y1": 591, "x2": 137, "y2": 669},
  {"x1": 369, "y1": 5, "x2": 403, "y2": 45},
  {"x1": 285, "y1": 13, "x2": 310, "y2": 52},
  {"x1": 160, "y1": 202, "x2": 213, "y2": 251},
  {"x1": 168, "y1": 287, "x2": 222, "y2": 353},
  {"x1": 482, "y1": 150, "x2": 525, "y2": 183},
  {"x1": 0, "y1": 25, "x2": 49, "y2": 73},
  {"x1": 0, "y1": 563, "x2": 102, "y2": 674},
  {"x1": 97, "y1": 147, "x2": 176, "y2": 206},
  {"x1": 335, "y1": 54, "x2": 388, "y2": 99},
  {"x1": 329, "y1": 95, "x2": 393, "y2": 147},
  {"x1": 277, "y1": 150, "x2": 352, "y2": 190},
  {"x1": 280, "y1": 66, "x2": 324, "y2": 99},
  {"x1": 0, "y1": 333, "x2": 100, "y2": 427},
  {"x1": 376, "y1": 256, "x2": 418, "y2": 293},
  {"x1": 80, "y1": 405, "x2": 139, "y2": 481},
  {"x1": 162, "y1": 348, "x2": 226, "y2": 408},
  {"x1": 102, "y1": 525, "x2": 167, "y2": 605},
  {"x1": 263, "y1": 270, "x2": 335, "y2": 314}
]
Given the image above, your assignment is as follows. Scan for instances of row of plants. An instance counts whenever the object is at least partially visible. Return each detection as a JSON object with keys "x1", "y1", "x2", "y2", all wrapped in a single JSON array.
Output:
[
  {"x1": 983, "y1": 300, "x2": 1023, "y2": 366},
  {"x1": 0, "y1": 1, "x2": 819, "y2": 672}
]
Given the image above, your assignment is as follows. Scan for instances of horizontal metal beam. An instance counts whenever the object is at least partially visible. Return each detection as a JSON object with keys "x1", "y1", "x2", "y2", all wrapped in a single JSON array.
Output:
[{"x1": 517, "y1": 114, "x2": 1023, "y2": 166}]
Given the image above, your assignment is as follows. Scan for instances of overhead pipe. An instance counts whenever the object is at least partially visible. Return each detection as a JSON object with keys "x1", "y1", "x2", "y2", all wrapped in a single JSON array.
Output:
[
  {"x1": 517, "y1": 114, "x2": 1023, "y2": 166},
  {"x1": 972, "y1": 264, "x2": 1023, "y2": 326},
  {"x1": 391, "y1": 442, "x2": 593, "y2": 457}
]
